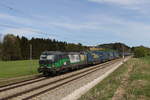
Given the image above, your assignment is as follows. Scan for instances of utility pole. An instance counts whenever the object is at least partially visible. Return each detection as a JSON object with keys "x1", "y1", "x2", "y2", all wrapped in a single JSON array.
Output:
[
  {"x1": 29, "y1": 44, "x2": 33, "y2": 74},
  {"x1": 30, "y1": 44, "x2": 32, "y2": 60},
  {"x1": 122, "y1": 45, "x2": 125, "y2": 59}
]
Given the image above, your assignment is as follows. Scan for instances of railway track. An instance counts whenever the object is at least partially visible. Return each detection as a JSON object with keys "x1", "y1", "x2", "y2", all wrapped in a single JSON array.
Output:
[
  {"x1": 0, "y1": 59, "x2": 121, "y2": 100},
  {"x1": 0, "y1": 77, "x2": 47, "y2": 92},
  {"x1": 0, "y1": 74, "x2": 43, "y2": 88}
]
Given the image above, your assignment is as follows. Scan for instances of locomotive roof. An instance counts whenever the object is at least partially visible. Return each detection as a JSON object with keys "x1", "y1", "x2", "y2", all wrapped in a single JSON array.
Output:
[
  {"x1": 42, "y1": 51, "x2": 83, "y2": 55},
  {"x1": 42, "y1": 51, "x2": 86, "y2": 55},
  {"x1": 68, "y1": 52, "x2": 80, "y2": 54},
  {"x1": 42, "y1": 51, "x2": 66, "y2": 55}
]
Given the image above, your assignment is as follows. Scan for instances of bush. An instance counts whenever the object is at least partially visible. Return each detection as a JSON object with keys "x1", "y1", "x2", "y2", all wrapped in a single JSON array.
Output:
[{"x1": 133, "y1": 46, "x2": 150, "y2": 58}]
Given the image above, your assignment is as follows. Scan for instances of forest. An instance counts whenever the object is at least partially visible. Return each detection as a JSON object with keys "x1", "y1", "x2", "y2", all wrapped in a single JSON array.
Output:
[
  {"x1": 1, "y1": 34, "x2": 147, "y2": 61},
  {"x1": 0, "y1": 34, "x2": 89, "y2": 61}
]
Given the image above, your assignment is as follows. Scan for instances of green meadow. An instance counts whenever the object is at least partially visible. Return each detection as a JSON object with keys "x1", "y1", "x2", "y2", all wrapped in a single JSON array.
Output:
[
  {"x1": 79, "y1": 57, "x2": 150, "y2": 100},
  {"x1": 0, "y1": 60, "x2": 39, "y2": 78}
]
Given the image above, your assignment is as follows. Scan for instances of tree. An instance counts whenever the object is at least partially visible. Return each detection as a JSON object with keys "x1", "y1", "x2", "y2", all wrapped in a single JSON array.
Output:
[
  {"x1": 2, "y1": 34, "x2": 22, "y2": 60},
  {"x1": 133, "y1": 46, "x2": 150, "y2": 58},
  {"x1": 0, "y1": 34, "x2": 89, "y2": 60},
  {"x1": 19, "y1": 36, "x2": 30, "y2": 59},
  {"x1": 98, "y1": 42, "x2": 131, "y2": 52}
]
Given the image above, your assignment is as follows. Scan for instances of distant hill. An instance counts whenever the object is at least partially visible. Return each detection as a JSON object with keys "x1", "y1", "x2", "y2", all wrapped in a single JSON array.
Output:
[{"x1": 97, "y1": 43, "x2": 131, "y2": 52}]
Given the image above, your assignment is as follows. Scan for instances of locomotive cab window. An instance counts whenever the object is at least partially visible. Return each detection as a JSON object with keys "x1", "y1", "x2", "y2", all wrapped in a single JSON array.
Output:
[
  {"x1": 47, "y1": 55, "x2": 55, "y2": 61},
  {"x1": 40, "y1": 54, "x2": 55, "y2": 62}
]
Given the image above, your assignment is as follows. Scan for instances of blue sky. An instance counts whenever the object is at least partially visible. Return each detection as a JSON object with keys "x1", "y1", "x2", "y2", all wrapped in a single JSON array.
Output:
[{"x1": 0, "y1": 0, "x2": 150, "y2": 47}]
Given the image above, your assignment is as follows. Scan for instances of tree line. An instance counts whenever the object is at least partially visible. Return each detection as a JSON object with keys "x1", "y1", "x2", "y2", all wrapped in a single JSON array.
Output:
[
  {"x1": 98, "y1": 43, "x2": 131, "y2": 52},
  {"x1": 132, "y1": 46, "x2": 150, "y2": 58},
  {"x1": 1, "y1": 34, "x2": 148, "y2": 60},
  {"x1": 0, "y1": 34, "x2": 89, "y2": 61}
]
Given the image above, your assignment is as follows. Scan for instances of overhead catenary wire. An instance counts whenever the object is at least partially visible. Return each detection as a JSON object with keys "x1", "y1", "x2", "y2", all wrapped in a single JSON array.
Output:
[
  {"x1": 0, "y1": 1, "x2": 88, "y2": 45},
  {"x1": 0, "y1": 2, "x2": 76, "y2": 40},
  {"x1": 0, "y1": 23, "x2": 56, "y2": 36},
  {"x1": 0, "y1": 1, "x2": 34, "y2": 18},
  {"x1": 0, "y1": 23, "x2": 88, "y2": 44}
]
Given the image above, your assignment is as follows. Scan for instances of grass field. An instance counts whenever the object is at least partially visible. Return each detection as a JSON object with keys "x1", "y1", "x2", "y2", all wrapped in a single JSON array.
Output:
[
  {"x1": 79, "y1": 57, "x2": 150, "y2": 100},
  {"x1": 0, "y1": 60, "x2": 39, "y2": 78}
]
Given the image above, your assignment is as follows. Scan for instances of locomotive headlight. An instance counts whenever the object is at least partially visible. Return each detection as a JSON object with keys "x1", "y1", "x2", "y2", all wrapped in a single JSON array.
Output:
[{"x1": 64, "y1": 62, "x2": 67, "y2": 65}]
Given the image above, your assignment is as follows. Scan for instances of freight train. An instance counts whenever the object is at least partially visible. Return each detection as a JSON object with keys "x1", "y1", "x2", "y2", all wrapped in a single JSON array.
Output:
[{"x1": 38, "y1": 51, "x2": 127, "y2": 76}]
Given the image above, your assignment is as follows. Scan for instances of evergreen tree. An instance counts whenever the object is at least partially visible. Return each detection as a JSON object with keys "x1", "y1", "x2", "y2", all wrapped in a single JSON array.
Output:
[
  {"x1": 20, "y1": 36, "x2": 30, "y2": 59},
  {"x1": 1, "y1": 34, "x2": 89, "y2": 60}
]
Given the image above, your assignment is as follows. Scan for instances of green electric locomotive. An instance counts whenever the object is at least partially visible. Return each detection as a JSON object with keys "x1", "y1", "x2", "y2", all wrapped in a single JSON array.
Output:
[{"x1": 38, "y1": 51, "x2": 87, "y2": 75}]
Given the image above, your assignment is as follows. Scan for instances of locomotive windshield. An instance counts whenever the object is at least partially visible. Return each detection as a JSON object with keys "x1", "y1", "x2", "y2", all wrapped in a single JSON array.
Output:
[
  {"x1": 40, "y1": 54, "x2": 55, "y2": 61},
  {"x1": 47, "y1": 55, "x2": 55, "y2": 60}
]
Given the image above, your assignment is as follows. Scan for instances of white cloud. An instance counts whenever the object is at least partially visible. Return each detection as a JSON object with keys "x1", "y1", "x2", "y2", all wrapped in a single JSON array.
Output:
[
  {"x1": 0, "y1": 13, "x2": 33, "y2": 25},
  {"x1": 88, "y1": 0, "x2": 147, "y2": 6},
  {"x1": 1, "y1": 27, "x2": 56, "y2": 40},
  {"x1": 0, "y1": 13, "x2": 53, "y2": 37},
  {"x1": 88, "y1": 0, "x2": 150, "y2": 12},
  {"x1": 83, "y1": 14, "x2": 150, "y2": 41},
  {"x1": 46, "y1": 14, "x2": 150, "y2": 44},
  {"x1": 0, "y1": 12, "x2": 150, "y2": 46},
  {"x1": 49, "y1": 22, "x2": 102, "y2": 30},
  {"x1": 1, "y1": 28, "x2": 39, "y2": 37}
]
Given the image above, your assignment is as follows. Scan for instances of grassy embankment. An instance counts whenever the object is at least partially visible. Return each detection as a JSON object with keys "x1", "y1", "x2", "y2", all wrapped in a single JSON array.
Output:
[
  {"x1": 0, "y1": 60, "x2": 38, "y2": 79},
  {"x1": 79, "y1": 57, "x2": 150, "y2": 100}
]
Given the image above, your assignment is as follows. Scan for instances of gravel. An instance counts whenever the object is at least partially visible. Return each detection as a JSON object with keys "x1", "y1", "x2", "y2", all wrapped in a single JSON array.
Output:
[
  {"x1": 30, "y1": 58, "x2": 130, "y2": 100},
  {"x1": 0, "y1": 57, "x2": 130, "y2": 100}
]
